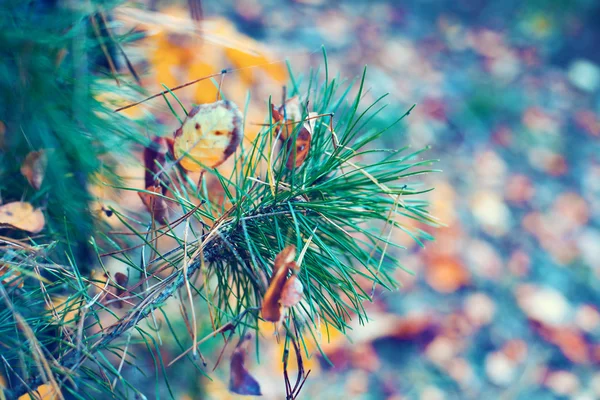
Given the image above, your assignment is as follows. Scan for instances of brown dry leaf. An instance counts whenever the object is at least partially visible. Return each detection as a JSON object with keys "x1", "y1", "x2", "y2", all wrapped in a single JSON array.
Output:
[
  {"x1": 280, "y1": 275, "x2": 303, "y2": 307},
  {"x1": 261, "y1": 245, "x2": 297, "y2": 322},
  {"x1": 110, "y1": 272, "x2": 129, "y2": 309},
  {"x1": 21, "y1": 150, "x2": 47, "y2": 190},
  {"x1": 0, "y1": 202, "x2": 45, "y2": 233},
  {"x1": 270, "y1": 97, "x2": 313, "y2": 169},
  {"x1": 144, "y1": 137, "x2": 168, "y2": 189},
  {"x1": 173, "y1": 100, "x2": 243, "y2": 172},
  {"x1": 271, "y1": 97, "x2": 303, "y2": 140},
  {"x1": 138, "y1": 185, "x2": 169, "y2": 223},
  {"x1": 285, "y1": 124, "x2": 312, "y2": 169},
  {"x1": 229, "y1": 334, "x2": 262, "y2": 396}
]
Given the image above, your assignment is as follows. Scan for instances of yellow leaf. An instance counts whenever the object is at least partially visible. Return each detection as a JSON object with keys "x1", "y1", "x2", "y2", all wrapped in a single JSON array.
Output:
[
  {"x1": 18, "y1": 384, "x2": 58, "y2": 400},
  {"x1": 173, "y1": 100, "x2": 243, "y2": 172},
  {"x1": 0, "y1": 202, "x2": 45, "y2": 233}
]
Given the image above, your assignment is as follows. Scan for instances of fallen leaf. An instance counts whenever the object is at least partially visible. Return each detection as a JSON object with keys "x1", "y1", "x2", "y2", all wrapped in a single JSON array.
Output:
[
  {"x1": 280, "y1": 275, "x2": 303, "y2": 307},
  {"x1": 173, "y1": 100, "x2": 243, "y2": 172},
  {"x1": 143, "y1": 137, "x2": 168, "y2": 190},
  {"x1": 48, "y1": 296, "x2": 81, "y2": 326},
  {"x1": 271, "y1": 97, "x2": 303, "y2": 140},
  {"x1": 270, "y1": 97, "x2": 314, "y2": 169},
  {"x1": 261, "y1": 245, "x2": 298, "y2": 322},
  {"x1": 138, "y1": 185, "x2": 169, "y2": 223},
  {"x1": 21, "y1": 150, "x2": 47, "y2": 190},
  {"x1": 0, "y1": 202, "x2": 45, "y2": 233},
  {"x1": 110, "y1": 272, "x2": 129, "y2": 309},
  {"x1": 229, "y1": 334, "x2": 262, "y2": 396},
  {"x1": 285, "y1": 123, "x2": 312, "y2": 169},
  {"x1": 425, "y1": 256, "x2": 470, "y2": 293}
]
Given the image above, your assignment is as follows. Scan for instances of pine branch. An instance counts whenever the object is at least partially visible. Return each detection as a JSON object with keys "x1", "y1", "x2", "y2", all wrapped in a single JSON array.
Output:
[
  {"x1": 5, "y1": 200, "x2": 304, "y2": 399},
  {"x1": 1, "y1": 4, "x2": 440, "y2": 395}
]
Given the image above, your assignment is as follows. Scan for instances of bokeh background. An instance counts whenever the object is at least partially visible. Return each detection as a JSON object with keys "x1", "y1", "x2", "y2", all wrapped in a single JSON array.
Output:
[{"x1": 105, "y1": 0, "x2": 600, "y2": 399}]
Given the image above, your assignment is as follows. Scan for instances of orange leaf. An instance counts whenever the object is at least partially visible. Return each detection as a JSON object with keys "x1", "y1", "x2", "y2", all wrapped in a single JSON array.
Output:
[
  {"x1": 229, "y1": 334, "x2": 262, "y2": 396},
  {"x1": 280, "y1": 275, "x2": 303, "y2": 307},
  {"x1": 21, "y1": 150, "x2": 47, "y2": 190},
  {"x1": 270, "y1": 97, "x2": 314, "y2": 169},
  {"x1": 272, "y1": 97, "x2": 303, "y2": 140},
  {"x1": 285, "y1": 125, "x2": 312, "y2": 169},
  {"x1": 18, "y1": 383, "x2": 58, "y2": 400},
  {"x1": 425, "y1": 257, "x2": 470, "y2": 293},
  {"x1": 0, "y1": 201, "x2": 45, "y2": 233},
  {"x1": 261, "y1": 245, "x2": 297, "y2": 322},
  {"x1": 173, "y1": 100, "x2": 243, "y2": 172}
]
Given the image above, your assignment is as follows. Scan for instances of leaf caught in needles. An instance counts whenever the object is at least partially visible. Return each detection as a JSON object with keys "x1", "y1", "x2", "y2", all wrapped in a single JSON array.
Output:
[
  {"x1": 229, "y1": 334, "x2": 262, "y2": 396},
  {"x1": 21, "y1": 150, "x2": 47, "y2": 190},
  {"x1": 285, "y1": 122, "x2": 312, "y2": 169},
  {"x1": 270, "y1": 97, "x2": 314, "y2": 169},
  {"x1": 261, "y1": 245, "x2": 302, "y2": 322},
  {"x1": 271, "y1": 96, "x2": 303, "y2": 140},
  {"x1": 173, "y1": 100, "x2": 243, "y2": 172},
  {"x1": 143, "y1": 137, "x2": 169, "y2": 190},
  {"x1": 281, "y1": 275, "x2": 303, "y2": 308},
  {"x1": 111, "y1": 272, "x2": 129, "y2": 309},
  {"x1": 0, "y1": 201, "x2": 45, "y2": 233},
  {"x1": 138, "y1": 185, "x2": 169, "y2": 223}
]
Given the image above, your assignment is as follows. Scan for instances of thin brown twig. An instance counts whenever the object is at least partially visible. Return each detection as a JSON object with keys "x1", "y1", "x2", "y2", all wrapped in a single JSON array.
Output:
[{"x1": 114, "y1": 72, "x2": 226, "y2": 112}]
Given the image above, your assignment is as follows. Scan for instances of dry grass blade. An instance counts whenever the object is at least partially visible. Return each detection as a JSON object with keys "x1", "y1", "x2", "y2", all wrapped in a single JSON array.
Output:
[
  {"x1": 90, "y1": 14, "x2": 120, "y2": 87},
  {"x1": 182, "y1": 218, "x2": 201, "y2": 361},
  {"x1": 114, "y1": 72, "x2": 226, "y2": 112}
]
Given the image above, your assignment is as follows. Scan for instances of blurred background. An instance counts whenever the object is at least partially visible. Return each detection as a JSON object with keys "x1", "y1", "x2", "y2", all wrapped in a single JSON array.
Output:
[
  {"x1": 177, "y1": 1, "x2": 599, "y2": 399},
  {"x1": 6, "y1": 0, "x2": 600, "y2": 399}
]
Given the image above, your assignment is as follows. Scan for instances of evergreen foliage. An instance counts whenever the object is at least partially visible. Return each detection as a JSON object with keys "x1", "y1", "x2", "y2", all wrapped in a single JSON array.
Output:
[{"x1": 0, "y1": 2, "x2": 439, "y2": 399}]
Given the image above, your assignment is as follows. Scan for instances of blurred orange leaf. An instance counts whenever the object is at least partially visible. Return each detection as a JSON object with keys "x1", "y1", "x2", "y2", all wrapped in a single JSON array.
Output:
[
  {"x1": 21, "y1": 150, "x2": 47, "y2": 190},
  {"x1": 425, "y1": 257, "x2": 470, "y2": 293},
  {"x1": 0, "y1": 201, "x2": 45, "y2": 233}
]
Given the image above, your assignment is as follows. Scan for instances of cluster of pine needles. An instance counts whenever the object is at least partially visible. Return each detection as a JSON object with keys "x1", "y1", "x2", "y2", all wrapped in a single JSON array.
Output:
[{"x1": 0, "y1": 1, "x2": 439, "y2": 399}]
